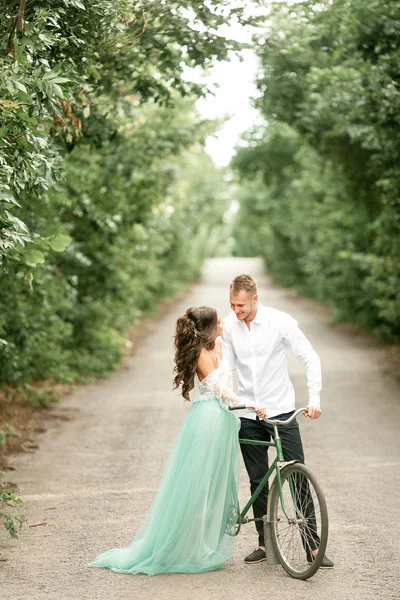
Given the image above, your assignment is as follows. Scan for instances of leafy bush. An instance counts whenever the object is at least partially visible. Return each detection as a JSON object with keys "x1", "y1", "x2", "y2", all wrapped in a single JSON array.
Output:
[
  {"x1": 0, "y1": 472, "x2": 25, "y2": 538},
  {"x1": 0, "y1": 1, "x2": 241, "y2": 390},
  {"x1": 232, "y1": 0, "x2": 400, "y2": 343}
]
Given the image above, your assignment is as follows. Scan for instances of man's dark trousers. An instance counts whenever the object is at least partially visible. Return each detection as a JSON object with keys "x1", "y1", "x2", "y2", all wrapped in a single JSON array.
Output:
[{"x1": 239, "y1": 411, "x2": 306, "y2": 548}]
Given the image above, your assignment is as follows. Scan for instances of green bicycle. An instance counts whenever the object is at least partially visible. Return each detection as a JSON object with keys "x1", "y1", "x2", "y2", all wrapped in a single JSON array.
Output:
[{"x1": 228, "y1": 406, "x2": 329, "y2": 580}]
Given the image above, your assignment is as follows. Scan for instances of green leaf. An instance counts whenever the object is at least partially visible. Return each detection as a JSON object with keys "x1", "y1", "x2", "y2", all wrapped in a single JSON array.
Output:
[
  {"x1": 71, "y1": 0, "x2": 86, "y2": 9},
  {"x1": 49, "y1": 234, "x2": 71, "y2": 252},
  {"x1": 5, "y1": 212, "x2": 29, "y2": 233},
  {"x1": 50, "y1": 83, "x2": 64, "y2": 98},
  {"x1": 24, "y1": 249, "x2": 45, "y2": 267},
  {"x1": 51, "y1": 77, "x2": 70, "y2": 84},
  {"x1": 0, "y1": 191, "x2": 21, "y2": 207},
  {"x1": 13, "y1": 81, "x2": 28, "y2": 94}
]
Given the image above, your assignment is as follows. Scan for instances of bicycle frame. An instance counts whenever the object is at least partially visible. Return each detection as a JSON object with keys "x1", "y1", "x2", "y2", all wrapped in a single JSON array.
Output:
[
  {"x1": 229, "y1": 407, "x2": 329, "y2": 579},
  {"x1": 238, "y1": 422, "x2": 295, "y2": 523}
]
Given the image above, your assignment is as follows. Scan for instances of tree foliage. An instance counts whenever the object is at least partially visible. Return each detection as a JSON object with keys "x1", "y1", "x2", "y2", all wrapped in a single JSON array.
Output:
[
  {"x1": 0, "y1": 471, "x2": 25, "y2": 538},
  {"x1": 0, "y1": 0, "x2": 249, "y2": 261},
  {"x1": 0, "y1": 0, "x2": 242, "y2": 388},
  {"x1": 232, "y1": 0, "x2": 400, "y2": 342}
]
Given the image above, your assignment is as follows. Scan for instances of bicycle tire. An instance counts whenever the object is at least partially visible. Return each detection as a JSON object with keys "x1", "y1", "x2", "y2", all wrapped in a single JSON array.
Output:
[{"x1": 269, "y1": 462, "x2": 328, "y2": 580}]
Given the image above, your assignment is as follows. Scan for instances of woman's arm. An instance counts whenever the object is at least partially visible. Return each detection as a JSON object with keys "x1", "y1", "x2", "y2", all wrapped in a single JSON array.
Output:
[{"x1": 197, "y1": 349, "x2": 259, "y2": 410}]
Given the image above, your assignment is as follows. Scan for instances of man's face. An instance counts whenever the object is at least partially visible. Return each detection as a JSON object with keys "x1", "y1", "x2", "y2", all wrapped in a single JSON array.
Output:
[{"x1": 230, "y1": 290, "x2": 258, "y2": 321}]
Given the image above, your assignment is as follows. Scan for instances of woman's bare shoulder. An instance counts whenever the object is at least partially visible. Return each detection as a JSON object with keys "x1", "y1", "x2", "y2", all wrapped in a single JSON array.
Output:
[
  {"x1": 197, "y1": 348, "x2": 218, "y2": 380},
  {"x1": 198, "y1": 347, "x2": 214, "y2": 367}
]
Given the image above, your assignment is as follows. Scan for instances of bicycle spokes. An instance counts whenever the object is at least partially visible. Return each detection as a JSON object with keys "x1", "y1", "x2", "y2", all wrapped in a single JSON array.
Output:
[{"x1": 270, "y1": 464, "x2": 328, "y2": 579}]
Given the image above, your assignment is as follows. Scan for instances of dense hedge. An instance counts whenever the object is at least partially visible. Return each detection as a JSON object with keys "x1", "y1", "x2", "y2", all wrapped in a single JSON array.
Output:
[
  {"x1": 232, "y1": 0, "x2": 400, "y2": 343},
  {"x1": 0, "y1": 1, "x2": 249, "y2": 389}
]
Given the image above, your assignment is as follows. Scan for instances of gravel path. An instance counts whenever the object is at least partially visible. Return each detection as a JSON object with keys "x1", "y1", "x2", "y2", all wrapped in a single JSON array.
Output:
[{"x1": 1, "y1": 257, "x2": 400, "y2": 600}]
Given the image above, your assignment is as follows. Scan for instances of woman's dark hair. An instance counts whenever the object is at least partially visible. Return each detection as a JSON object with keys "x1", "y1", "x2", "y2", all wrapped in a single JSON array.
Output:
[{"x1": 173, "y1": 306, "x2": 218, "y2": 401}]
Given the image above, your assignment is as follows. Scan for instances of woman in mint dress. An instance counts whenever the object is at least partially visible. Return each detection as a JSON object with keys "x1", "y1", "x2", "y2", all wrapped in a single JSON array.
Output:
[{"x1": 88, "y1": 306, "x2": 261, "y2": 575}]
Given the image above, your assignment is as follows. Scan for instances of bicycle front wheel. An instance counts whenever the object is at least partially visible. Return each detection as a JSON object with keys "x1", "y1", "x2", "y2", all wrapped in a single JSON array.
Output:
[{"x1": 269, "y1": 462, "x2": 328, "y2": 580}]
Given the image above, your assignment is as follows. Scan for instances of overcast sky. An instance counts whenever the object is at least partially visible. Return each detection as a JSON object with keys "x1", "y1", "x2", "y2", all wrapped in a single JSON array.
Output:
[
  {"x1": 192, "y1": 3, "x2": 267, "y2": 167},
  {"x1": 196, "y1": 50, "x2": 261, "y2": 166}
]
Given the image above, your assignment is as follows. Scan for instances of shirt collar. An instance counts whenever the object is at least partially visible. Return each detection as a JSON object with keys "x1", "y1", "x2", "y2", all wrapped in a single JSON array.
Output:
[
  {"x1": 252, "y1": 303, "x2": 266, "y2": 325},
  {"x1": 239, "y1": 302, "x2": 267, "y2": 327}
]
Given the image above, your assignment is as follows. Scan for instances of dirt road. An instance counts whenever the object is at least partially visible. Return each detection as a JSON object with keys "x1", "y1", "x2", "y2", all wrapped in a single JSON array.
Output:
[{"x1": 1, "y1": 258, "x2": 400, "y2": 600}]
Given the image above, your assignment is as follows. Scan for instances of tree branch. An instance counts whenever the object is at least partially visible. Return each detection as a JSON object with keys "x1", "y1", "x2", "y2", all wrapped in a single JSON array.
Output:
[
  {"x1": 16, "y1": 0, "x2": 26, "y2": 31},
  {"x1": 5, "y1": 1, "x2": 26, "y2": 56}
]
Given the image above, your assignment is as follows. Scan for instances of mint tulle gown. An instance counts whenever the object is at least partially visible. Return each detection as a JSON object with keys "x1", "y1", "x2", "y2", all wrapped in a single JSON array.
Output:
[{"x1": 88, "y1": 349, "x2": 253, "y2": 575}]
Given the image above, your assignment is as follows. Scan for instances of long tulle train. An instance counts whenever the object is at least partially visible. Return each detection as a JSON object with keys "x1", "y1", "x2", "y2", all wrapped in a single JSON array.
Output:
[{"x1": 88, "y1": 398, "x2": 239, "y2": 575}]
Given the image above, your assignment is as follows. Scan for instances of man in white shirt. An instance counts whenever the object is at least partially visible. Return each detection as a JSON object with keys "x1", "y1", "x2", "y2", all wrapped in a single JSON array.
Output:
[{"x1": 222, "y1": 274, "x2": 333, "y2": 568}]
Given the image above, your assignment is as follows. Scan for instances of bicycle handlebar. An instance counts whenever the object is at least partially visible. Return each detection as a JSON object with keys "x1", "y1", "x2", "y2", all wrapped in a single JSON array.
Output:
[{"x1": 228, "y1": 405, "x2": 308, "y2": 426}]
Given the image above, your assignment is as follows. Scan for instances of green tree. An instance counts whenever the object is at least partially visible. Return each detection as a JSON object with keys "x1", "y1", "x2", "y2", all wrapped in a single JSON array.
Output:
[
  {"x1": 233, "y1": 0, "x2": 400, "y2": 342},
  {"x1": 0, "y1": 0, "x2": 243, "y2": 388}
]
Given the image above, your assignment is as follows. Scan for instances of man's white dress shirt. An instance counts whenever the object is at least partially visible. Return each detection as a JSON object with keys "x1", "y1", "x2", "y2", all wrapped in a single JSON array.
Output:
[{"x1": 222, "y1": 303, "x2": 322, "y2": 419}]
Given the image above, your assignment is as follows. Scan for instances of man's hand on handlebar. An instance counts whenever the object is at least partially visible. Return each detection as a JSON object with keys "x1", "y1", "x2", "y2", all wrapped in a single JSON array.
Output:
[
  {"x1": 254, "y1": 405, "x2": 267, "y2": 419},
  {"x1": 230, "y1": 404, "x2": 321, "y2": 423},
  {"x1": 303, "y1": 405, "x2": 322, "y2": 419},
  {"x1": 246, "y1": 404, "x2": 267, "y2": 419}
]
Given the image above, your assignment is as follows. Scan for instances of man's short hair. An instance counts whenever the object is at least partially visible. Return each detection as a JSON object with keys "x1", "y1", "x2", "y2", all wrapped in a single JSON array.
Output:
[{"x1": 230, "y1": 274, "x2": 257, "y2": 296}]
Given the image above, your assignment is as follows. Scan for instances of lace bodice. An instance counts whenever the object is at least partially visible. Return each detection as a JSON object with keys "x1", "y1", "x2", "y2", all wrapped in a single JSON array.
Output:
[{"x1": 192, "y1": 343, "x2": 255, "y2": 410}]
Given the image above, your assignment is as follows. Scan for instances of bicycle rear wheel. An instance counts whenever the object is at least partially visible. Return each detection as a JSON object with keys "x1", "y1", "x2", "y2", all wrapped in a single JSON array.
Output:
[{"x1": 269, "y1": 463, "x2": 328, "y2": 579}]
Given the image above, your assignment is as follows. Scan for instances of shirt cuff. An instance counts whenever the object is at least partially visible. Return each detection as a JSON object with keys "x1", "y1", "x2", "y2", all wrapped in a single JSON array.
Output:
[{"x1": 308, "y1": 395, "x2": 320, "y2": 407}]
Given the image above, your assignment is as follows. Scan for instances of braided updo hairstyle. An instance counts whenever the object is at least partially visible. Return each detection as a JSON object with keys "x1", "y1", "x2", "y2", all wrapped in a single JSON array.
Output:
[{"x1": 173, "y1": 306, "x2": 218, "y2": 401}]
